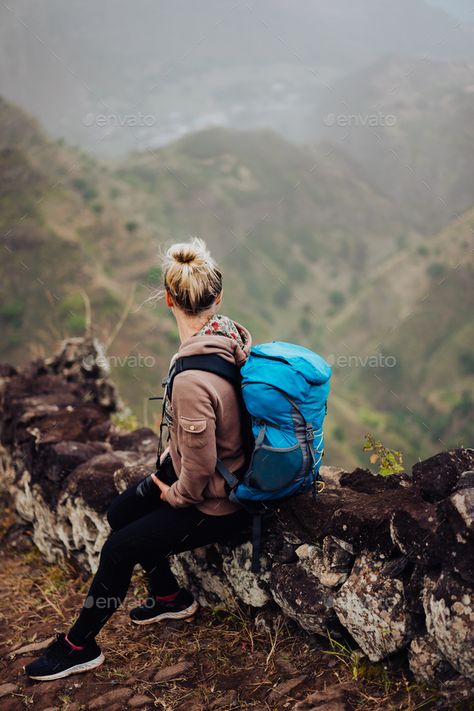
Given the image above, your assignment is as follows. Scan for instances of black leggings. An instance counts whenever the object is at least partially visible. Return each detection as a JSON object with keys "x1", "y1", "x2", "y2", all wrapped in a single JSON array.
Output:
[{"x1": 68, "y1": 470, "x2": 251, "y2": 645}]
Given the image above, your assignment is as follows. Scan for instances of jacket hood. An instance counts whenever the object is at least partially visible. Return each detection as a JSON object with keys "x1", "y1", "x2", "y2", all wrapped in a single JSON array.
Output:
[{"x1": 173, "y1": 319, "x2": 252, "y2": 368}]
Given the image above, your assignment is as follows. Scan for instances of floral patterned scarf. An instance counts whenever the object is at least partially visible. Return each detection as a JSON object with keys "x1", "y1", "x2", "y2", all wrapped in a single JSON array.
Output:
[
  {"x1": 162, "y1": 314, "x2": 246, "y2": 434},
  {"x1": 194, "y1": 313, "x2": 246, "y2": 349}
]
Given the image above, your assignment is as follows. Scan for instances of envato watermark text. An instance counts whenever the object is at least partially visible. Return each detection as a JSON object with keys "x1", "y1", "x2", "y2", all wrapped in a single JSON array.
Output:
[
  {"x1": 82, "y1": 112, "x2": 157, "y2": 128},
  {"x1": 324, "y1": 112, "x2": 397, "y2": 128},
  {"x1": 82, "y1": 354, "x2": 156, "y2": 370},
  {"x1": 327, "y1": 354, "x2": 397, "y2": 368}
]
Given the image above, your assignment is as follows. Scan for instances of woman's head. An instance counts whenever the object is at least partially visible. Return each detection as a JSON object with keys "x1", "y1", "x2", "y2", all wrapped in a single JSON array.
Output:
[{"x1": 161, "y1": 237, "x2": 222, "y2": 315}]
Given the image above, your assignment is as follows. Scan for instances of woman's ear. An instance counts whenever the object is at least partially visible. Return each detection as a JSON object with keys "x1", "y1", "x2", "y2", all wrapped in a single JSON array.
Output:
[
  {"x1": 165, "y1": 290, "x2": 174, "y2": 309},
  {"x1": 215, "y1": 290, "x2": 223, "y2": 306}
]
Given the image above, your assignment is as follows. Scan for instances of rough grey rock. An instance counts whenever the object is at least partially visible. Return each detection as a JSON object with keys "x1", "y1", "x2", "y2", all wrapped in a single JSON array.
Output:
[
  {"x1": 270, "y1": 561, "x2": 339, "y2": 635},
  {"x1": 408, "y1": 634, "x2": 456, "y2": 685},
  {"x1": 390, "y1": 501, "x2": 441, "y2": 567},
  {"x1": 334, "y1": 551, "x2": 413, "y2": 661},
  {"x1": 412, "y1": 448, "x2": 474, "y2": 502},
  {"x1": 170, "y1": 540, "x2": 271, "y2": 608},
  {"x1": 295, "y1": 536, "x2": 353, "y2": 587},
  {"x1": 423, "y1": 570, "x2": 474, "y2": 680},
  {"x1": 437, "y1": 482, "x2": 474, "y2": 584}
]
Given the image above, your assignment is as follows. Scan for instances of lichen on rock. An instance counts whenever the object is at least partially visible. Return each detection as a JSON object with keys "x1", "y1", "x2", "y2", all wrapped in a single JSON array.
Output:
[
  {"x1": 333, "y1": 551, "x2": 413, "y2": 661},
  {"x1": 423, "y1": 570, "x2": 474, "y2": 680}
]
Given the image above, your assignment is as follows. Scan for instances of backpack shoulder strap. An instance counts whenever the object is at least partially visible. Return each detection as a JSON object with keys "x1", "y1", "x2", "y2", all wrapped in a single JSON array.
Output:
[
  {"x1": 167, "y1": 354, "x2": 241, "y2": 400},
  {"x1": 166, "y1": 353, "x2": 254, "y2": 473},
  {"x1": 152, "y1": 354, "x2": 247, "y2": 469}
]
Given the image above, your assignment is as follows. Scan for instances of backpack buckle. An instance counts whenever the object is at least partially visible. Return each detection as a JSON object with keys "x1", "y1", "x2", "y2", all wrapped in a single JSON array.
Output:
[{"x1": 306, "y1": 424, "x2": 314, "y2": 441}]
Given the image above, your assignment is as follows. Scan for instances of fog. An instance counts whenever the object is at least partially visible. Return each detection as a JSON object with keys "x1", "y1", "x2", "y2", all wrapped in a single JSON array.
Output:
[{"x1": 1, "y1": 0, "x2": 473, "y2": 155}]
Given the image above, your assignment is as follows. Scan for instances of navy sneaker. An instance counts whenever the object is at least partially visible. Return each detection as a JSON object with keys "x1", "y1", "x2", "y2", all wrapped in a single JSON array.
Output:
[
  {"x1": 130, "y1": 588, "x2": 198, "y2": 625},
  {"x1": 25, "y1": 633, "x2": 104, "y2": 681}
]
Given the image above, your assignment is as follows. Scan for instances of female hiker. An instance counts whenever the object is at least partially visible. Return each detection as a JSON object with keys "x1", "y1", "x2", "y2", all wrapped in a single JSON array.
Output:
[{"x1": 26, "y1": 237, "x2": 252, "y2": 681}]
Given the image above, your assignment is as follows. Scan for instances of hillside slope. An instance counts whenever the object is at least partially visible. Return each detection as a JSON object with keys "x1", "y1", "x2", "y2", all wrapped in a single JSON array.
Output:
[
  {"x1": 0, "y1": 96, "x2": 176, "y2": 405},
  {"x1": 316, "y1": 57, "x2": 474, "y2": 234},
  {"x1": 1, "y1": 95, "x2": 471, "y2": 468},
  {"x1": 117, "y1": 127, "x2": 414, "y2": 346},
  {"x1": 325, "y1": 209, "x2": 474, "y2": 465}
]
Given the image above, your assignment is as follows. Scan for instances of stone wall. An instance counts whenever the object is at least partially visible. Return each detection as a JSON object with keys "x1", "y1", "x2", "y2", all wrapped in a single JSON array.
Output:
[{"x1": 1, "y1": 338, "x2": 473, "y2": 700}]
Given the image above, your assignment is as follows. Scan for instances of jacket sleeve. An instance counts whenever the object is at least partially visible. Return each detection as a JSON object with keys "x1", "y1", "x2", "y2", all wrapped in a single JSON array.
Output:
[{"x1": 165, "y1": 372, "x2": 217, "y2": 508}]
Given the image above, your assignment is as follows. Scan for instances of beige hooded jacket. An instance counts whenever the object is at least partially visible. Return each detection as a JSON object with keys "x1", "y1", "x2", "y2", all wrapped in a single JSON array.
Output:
[{"x1": 164, "y1": 319, "x2": 252, "y2": 515}]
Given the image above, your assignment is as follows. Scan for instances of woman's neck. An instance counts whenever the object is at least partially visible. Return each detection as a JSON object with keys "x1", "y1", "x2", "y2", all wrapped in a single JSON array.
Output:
[{"x1": 174, "y1": 308, "x2": 214, "y2": 343}]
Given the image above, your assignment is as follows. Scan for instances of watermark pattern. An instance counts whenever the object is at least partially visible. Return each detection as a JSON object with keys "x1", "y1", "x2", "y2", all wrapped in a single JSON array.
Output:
[
  {"x1": 323, "y1": 112, "x2": 397, "y2": 128},
  {"x1": 82, "y1": 112, "x2": 157, "y2": 129},
  {"x1": 327, "y1": 354, "x2": 397, "y2": 368},
  {"x1": 83, "y1": 594, "x2": 156, "y2": 611},
  {"x1": 82, "y1": 353, "x2": 157, "y2": 370}
]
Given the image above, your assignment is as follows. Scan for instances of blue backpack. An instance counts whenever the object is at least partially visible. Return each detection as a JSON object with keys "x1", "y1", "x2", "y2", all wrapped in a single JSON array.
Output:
[{"x1": 160, "y1": 341, "x2": 331, "y2": 571}]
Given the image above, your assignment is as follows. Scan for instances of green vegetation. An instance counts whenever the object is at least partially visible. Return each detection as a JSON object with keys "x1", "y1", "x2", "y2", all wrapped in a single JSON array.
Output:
[
  {"x1": 363, "y1": 434, "x2": 405, "y2": 476},
  {"x1": 333, "y1": 426, "x2": 345, "y2": 442},
  {"x1": 0, "y1": 299, "x2": 24, "y2": 328},
  {"x1": 427, "y1": 261, "x2": 445, "y2": 279},
  {"x1": 111, "y1": 407, "x2": 140, "y2": 432},
  {"x1": 459, "y1": 351, "x2": 474, "y2": 375},
  {"x1": 72, "y1": 177, "x2": 98, "y2": 201},
  {"x1": 329, "y1": 290, "x2": 346, "y2": 308},
  {"x1": 58, "y1": 293, "x2": 86, "y2": 334},
  {"x1": 91, "y1": 202, "x2": 103, "y2": 214},
  {"x1": 146, "y1": 266, "x2": 162, "y2": 284}
]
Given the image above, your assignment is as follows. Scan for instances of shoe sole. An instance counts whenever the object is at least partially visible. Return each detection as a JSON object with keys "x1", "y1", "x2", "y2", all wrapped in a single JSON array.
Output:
[
  {"x1": 27, "y1": 652, "x2": 105, "y2": 681},
  {"x1": 131, "y1": 599, "x2": 199, "y2": 625}
]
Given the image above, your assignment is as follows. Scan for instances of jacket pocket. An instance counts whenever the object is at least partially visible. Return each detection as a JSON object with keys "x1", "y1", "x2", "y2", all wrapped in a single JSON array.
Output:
[{"x1": 179, "y1": 416, "x2": 208, "y2": 448}]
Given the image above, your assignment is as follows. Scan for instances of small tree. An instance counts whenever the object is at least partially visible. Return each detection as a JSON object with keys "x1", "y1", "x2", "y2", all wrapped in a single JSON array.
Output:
[{"x1": 363, "y1": 433, "x2": 404, "y2": 476}]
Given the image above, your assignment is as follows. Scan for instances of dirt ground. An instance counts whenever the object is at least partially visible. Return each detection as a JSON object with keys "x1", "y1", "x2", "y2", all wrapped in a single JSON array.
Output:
[{"x1": 0, "y1": 499, "x2": 468, "y2": 711}]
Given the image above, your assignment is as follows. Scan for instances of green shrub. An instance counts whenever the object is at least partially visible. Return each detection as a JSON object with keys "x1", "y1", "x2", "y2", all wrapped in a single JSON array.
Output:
[
  {"x1": 111, "y1": 407, "x2": 139, "y2": 432},
  {"x1": 273, "y1": 284, "x2": 291, "y2": 308},
  {"x1": 459, "y1": 351, "x2": 474, "y2": 375},
  {"x1": 0, "y1": 299, "x2": 24, "y2": 328},
  {"x1": 427, "y1": 262, "x2": 445, "y2": 279},
  {"x1": 299, "y1": 315, "x2": 312, "y2": 332},
  {"x1": 58, "y1": 293, "x2": 85, "y2": 335},
  {"x1": 146, "y1": 266, "x2": 162, "y2": 284},
  {"x1": 363, "y1": 434, "x2": 404, "y2": 476},
  {"x1": 454, "y1": 390, "x2": 474, "y2": 418},
  {"x1": 329, "y1": 290, "x2": 346, "y2": 308},
  {"x1": 91, "y1": 202, "x2": 103, "y2": 214},
  {"x1": 72, "y1": 177, "x2": 97, "y2": 201}
]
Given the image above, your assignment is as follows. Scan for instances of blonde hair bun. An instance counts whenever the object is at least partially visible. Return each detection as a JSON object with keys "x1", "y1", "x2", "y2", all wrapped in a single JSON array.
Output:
[
  {"x1": 174, "y1": 251, "x2": 195, "y2": 265},
  {"x1": 162, "y1": 237, "x2": 222, "y2": 314}
]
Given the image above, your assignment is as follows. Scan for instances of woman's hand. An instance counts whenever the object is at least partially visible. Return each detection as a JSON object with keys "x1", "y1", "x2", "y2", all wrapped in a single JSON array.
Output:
[{"x1": 151, "y1": 473, "x2": 170, "y2": 501}]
